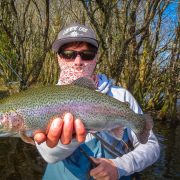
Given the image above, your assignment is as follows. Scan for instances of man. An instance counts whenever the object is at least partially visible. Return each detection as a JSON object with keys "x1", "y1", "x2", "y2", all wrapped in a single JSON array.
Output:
[{"x1": 34, "y1": 23, "x2": 160, "y2": 180}]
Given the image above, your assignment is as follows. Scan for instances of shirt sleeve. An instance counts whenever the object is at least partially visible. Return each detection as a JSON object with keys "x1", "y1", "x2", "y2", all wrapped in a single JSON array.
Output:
[
  {"x1": 35, "y1": 133, "x2": 95, "y2": 163},
  {"x1": 35, "y1": 139, "x2": 79, "y2": 163},
  {"x1": 111, "y1": 129, "x2": 160, "y2": 177}
]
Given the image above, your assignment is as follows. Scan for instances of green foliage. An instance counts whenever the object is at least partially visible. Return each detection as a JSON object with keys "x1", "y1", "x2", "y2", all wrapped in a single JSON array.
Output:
[{"x1": 0, "y1": 0, "x2": 179, "y2": 121}]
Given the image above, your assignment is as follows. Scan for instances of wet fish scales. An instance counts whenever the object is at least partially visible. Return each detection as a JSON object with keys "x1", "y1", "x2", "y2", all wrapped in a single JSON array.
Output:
[{"x1": 0, "y1": 83, "x2": 153, "y2": 144}]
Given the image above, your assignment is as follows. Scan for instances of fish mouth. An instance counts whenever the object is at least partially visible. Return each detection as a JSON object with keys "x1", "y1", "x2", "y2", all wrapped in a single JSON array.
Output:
[
  {"x1": 0, "y1": 114, "x2": 8, "y2": 130},
  {"x1": 0, "y1": 114, "x2": 5, "y2": 131},
  {"x1": 0, "y1": 113, "x2": 3, "y2": 123},
  {"x1": 0, "y1": 117, "x2": 16, "y2": 136}
]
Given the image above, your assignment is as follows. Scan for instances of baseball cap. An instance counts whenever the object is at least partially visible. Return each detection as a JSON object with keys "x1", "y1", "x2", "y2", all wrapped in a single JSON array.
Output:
[{"x1": 52, "y1": 23, "x2": 99, "y2": 52}]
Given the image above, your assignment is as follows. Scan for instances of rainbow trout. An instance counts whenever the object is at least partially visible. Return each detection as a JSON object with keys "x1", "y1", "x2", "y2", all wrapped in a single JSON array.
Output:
[{"x1": 0, "y1": 78, "x2": 153, "y2": 145}]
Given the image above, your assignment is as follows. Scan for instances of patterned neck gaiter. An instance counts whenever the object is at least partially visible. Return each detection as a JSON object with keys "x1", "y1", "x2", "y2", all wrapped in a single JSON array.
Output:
[{"x1": 57, "y1": 59, "x2": 98, "y2": 87}]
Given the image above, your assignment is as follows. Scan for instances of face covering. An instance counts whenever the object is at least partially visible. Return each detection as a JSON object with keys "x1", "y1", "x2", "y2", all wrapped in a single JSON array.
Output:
[{"x1": 57, "y1": 59, "x2": 98, "y2": 87}]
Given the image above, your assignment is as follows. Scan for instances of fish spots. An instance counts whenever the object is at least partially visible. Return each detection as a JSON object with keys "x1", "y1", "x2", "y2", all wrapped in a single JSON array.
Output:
[
  {"x1": 0, "y1": 111, "x2": 24, "y2": 131},
  {"x1": 0, "y1": 84, "x2": 150, "y2": 144}
]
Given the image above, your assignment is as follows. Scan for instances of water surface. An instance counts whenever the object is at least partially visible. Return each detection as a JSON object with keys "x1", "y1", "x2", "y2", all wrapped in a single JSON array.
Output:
[
  {"x1": 0, "y1": 120, "x2": 179, "y2": 180},
  {"x1": 141, "y1": 121, "x2": 180, "y2": 180}
]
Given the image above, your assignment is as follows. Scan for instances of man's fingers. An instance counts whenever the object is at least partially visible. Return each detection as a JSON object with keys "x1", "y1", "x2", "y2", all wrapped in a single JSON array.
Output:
[
  {"x1": 89, "y1": 157, "x2": 102, "y2": 177},
  {"x1": 46, "y1": 117, "x2": 63, "y2": 148},
  {"x1": 90, "y1": 158, "x2": 119, "y2": 180},
  {"x1": 35, "y1": 113, "x2": 86, "y2": 147},
  {"x1": 74, "y1": 118, "x2": 86, "y2": 143},
  {"x1": 61, "y1": 113, "x2": 74, "y2": 144},
  {"x1": 34, "y1": 132, "x2": 47, "y2": 144},
  {"x1": 90, "y1": 157, "x2": 101, "y2": 165}
]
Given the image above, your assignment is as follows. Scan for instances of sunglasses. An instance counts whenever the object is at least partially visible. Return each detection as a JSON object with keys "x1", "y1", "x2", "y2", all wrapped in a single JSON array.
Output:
[{"x1": 58, "y1": 50, "x2": 97, "y2": 61}]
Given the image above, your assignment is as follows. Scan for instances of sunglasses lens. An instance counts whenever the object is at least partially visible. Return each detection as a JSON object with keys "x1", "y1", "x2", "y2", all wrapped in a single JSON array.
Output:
[
  {"x1": 80, "y1": 51, "x2": 96, "y2": 60},
  {"x1": 59, "y1": 50, "x2": 96, "y2": 61},
  {"x1": 59, "y1": 50, "x2": 76, "y2": 59}
]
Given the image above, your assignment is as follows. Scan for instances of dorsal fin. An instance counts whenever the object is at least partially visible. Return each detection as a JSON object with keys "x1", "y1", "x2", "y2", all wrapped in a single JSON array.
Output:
[{"x1": 72, "y1": 77, "x2": 96, "y2": 89}]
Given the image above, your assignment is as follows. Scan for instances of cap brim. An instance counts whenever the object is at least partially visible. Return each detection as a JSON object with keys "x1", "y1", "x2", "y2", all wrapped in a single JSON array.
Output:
[{"x1": 52, "y1": 37, "x2": 99, "y2": 52}]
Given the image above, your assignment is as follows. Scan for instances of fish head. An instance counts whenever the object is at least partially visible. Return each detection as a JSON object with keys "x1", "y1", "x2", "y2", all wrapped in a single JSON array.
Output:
[
  {"x1": 0, "y1": 111, "x2": 24, "y2": 133},
  {"x1": 0, "y1": 112, "x2": 3, "y2": 130}
]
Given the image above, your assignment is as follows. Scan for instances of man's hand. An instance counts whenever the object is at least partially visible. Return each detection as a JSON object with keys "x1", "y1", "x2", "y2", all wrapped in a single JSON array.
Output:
[
  {"x1": 34, "y1": 113, "x2": 86, "y2": 148},
  {"x1": 89, "y1": 157, "x2": 118, "y2": 180}
]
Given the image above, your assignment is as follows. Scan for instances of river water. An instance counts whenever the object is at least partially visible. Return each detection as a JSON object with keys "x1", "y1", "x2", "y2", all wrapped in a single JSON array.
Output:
[
  {"x1": 141, "y1": 121, "x2": 180, "y2": 180},
  {"x1": 0, "y1": 120, "x2": 179, "y2": 180}
]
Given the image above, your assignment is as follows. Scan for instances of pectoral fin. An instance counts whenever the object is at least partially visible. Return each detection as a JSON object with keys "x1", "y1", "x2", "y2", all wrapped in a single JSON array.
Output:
[
  {"x1": 19, "y1": 131, "x2": 35, "y2": 145},
  {"x1": 107, "y1": 126, "x2": 125, "y2": 140}
]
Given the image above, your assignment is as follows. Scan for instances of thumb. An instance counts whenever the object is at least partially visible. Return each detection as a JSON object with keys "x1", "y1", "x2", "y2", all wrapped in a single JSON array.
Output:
[{"x1": 34, "y1": 132, "x2": 46, "y2": 144}]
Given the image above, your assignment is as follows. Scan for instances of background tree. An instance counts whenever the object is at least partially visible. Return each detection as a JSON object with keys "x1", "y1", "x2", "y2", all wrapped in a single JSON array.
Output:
[
  {"x1": 0, "y1": 0, "x2": 179, "y2": 121},
  {"x1": 0, "y1": 0, "x2": 179, "y2": 179}
]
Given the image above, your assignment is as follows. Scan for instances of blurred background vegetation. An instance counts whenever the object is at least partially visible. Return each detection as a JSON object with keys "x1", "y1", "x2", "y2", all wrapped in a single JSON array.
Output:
[
  {"x1": 0, "y1": 0, "x2": 179, "y2": 123},
  {"x1": 0, "y1": 1, "x2": 179, "y2": 180}
]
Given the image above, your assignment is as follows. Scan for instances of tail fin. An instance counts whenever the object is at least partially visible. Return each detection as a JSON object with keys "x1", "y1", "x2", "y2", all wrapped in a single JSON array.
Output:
[{"x1": 137, "y1": 114, "x2": 154, "y2": 144}]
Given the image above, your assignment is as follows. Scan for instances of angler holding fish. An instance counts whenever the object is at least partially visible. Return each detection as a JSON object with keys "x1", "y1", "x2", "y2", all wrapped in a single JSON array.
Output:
[{"x1": 0, "y1": 23, "x2": 160, "y2": 180}]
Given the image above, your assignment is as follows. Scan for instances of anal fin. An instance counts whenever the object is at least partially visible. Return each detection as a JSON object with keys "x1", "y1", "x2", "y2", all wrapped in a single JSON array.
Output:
[{"x1": 108, "y1": 126, "x2": 125, "y2": 140}]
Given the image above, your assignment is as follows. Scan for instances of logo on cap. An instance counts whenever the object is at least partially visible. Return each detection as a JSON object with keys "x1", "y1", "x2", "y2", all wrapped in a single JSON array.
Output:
[
  {"x1": 63, "y1": 25, "x2": 88, "y2": 36},
  {"x1": 68, "y1": 31, "x2": 83, "y2": 37}
]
